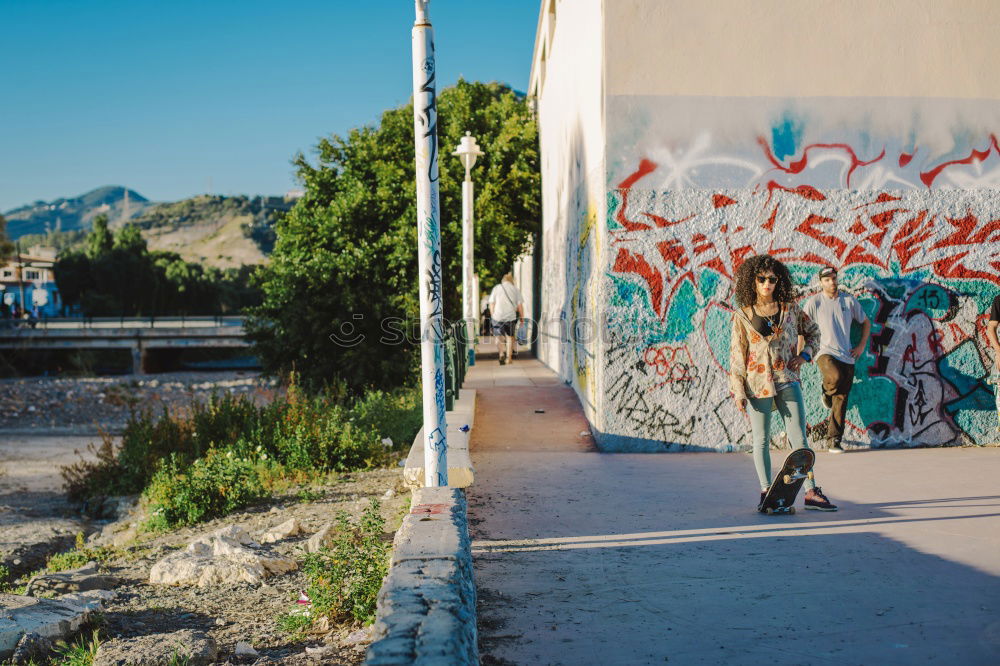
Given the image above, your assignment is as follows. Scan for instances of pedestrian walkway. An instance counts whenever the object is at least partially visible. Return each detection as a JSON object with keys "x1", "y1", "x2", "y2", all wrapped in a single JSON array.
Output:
[{"x1": 466, "y1": 352, "x2": 1000, "y2": 665}]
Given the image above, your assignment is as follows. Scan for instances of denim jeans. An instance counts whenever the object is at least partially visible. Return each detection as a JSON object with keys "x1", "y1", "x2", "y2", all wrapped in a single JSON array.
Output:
[{"x1": 747, "y1": 382, "x2": 817, "y2": 492}]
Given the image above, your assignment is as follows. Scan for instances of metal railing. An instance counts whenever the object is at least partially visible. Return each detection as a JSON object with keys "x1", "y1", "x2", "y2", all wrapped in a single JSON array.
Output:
[
  {"x1": 0, "y1": 315, "x2": 246, "y2": 330},
  {"x1": 442, "y1": 321, "x2": 470, "y2": 412}
]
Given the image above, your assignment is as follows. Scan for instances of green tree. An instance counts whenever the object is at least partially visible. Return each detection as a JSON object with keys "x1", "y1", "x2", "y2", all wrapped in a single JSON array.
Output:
[
  {"x1": 0, "y1": 214, "x2": 14, "y2": 260},
  {"x1": 56, "y1": 219, "x2": 261, "y2": 316},
  {"x1": 87, "y1": 215, "x2": 113, "y2": 258},
  {"x1": 247, "y1": 80, "x2": 540, "y2": 392}
]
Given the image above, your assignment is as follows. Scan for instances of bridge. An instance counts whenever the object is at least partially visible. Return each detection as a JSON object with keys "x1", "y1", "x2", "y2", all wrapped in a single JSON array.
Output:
[{"x1": 0, "y1": 316, "x2": 249, "y2": 374}]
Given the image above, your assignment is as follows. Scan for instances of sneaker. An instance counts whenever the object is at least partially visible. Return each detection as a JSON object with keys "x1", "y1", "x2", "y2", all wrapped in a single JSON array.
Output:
[
  {"x1": 828, "y1": 441, "x2": 844, "y2": 454},
  {"x1": 498, "y1": 354, "x2": 507, "y2": 365},
  {"x1": 822, "y1": 392, "x2": 832, "y2": 408},
  {"x1": 804, "y1": 487, "x2": 838, "y2": 511}
]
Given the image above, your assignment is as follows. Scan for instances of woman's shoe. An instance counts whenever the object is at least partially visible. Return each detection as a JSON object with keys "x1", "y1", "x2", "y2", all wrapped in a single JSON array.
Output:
[{"x1": 804, "y1": 487, "x2": 838, "y2": 511}]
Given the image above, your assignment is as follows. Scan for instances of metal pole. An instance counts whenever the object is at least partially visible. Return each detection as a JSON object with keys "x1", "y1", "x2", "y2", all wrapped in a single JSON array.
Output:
[
  {"x1": 462, "y1": 178, "x2": 476, "y2": 366},
  {"x1": 412, "y1": 0, "x2": 448, "y2": 487}
]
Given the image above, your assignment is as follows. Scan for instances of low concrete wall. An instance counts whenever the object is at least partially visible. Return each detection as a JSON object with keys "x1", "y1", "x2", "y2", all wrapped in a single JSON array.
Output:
[
  {"x1": 403, "y1": 389, "x2": 476, "y2": 489},
  {"x1": 364, "y1": 487, "x2": 478, "y2": 665}
]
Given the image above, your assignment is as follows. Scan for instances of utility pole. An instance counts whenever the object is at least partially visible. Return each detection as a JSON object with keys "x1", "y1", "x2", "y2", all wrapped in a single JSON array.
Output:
[{"x1": 411, "y1": 0, "x2": 448, "y2": 487}]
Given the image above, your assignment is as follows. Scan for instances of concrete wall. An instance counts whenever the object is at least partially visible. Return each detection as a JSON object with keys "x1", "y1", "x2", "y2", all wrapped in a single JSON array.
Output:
[
  {"x1": 530, "y1": 0, "x2": 606, "y2": 422},
  {"x1": 533, "y1": 0, "x2": 1000, "y2": 450},
  {"x1": 600, "y1": 0, "x2": 1000, "y2": 450}
]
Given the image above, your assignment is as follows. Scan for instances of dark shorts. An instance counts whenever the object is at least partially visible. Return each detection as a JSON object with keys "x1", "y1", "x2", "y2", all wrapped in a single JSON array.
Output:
[{"x1": 492, "y1": 319, "x2": 516, "y2": 337}]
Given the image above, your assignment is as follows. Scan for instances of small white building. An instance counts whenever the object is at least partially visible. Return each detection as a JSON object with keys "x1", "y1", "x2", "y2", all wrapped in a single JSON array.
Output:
[
  {"x1": 0, "y1": 246, "x2": 62, "y2": 318},
  {"x1": 528, "y1": 0, "x2": 1000, "y2": 450}
]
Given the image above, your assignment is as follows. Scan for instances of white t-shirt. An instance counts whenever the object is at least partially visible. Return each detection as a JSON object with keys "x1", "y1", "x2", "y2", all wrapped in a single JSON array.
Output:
[
  {"x1": 802, "y1": 291, "x2": 867, "y2": 364},
  {"x1": 488, "y1": 282, "x2": 523, "y2": 323}
]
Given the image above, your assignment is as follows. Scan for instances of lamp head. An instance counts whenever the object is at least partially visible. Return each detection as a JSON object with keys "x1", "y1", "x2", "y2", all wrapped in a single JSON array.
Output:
[{"x1": 452, "y1": 131, "x2": 484, "y2": 179}]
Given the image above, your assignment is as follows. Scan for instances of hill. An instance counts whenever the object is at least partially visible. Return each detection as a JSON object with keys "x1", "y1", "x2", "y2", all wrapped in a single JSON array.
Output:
[
  {"x1": 5, "y1": 188, "x2": 292, "y2": 269},
  {"x1": 132, "y1": 194, "x2": 288, "y2": 268},
  {"x1": 4, "y1": 186, "x2": 152, "y2": 238}
]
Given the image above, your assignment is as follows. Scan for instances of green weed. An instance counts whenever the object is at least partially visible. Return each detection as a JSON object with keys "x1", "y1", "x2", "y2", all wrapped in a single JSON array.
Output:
[
  {"x1": 46, "y1": 533, "x2": 120, "y2": 572},
  {"x1": 52, "y1": 628, "x2": 103, "y2": 665},
  {"x1": 277, "y1": 609, "x2": 313, "y2": 637},
  {"x1": 300, "y1": 498, "x2": 390, "y2": 626}
]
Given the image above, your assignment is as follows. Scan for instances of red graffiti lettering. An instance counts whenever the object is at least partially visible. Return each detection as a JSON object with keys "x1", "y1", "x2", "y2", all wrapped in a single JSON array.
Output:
[
  {"x1": 757, "y1": 137, "x2": 886, "y2": 187},
  {"x1": 928, "y1": 330, "x2": 945, "y2": 357},
  {"x1": 919, "y1": 134, "x2": 1000, "y2": 187}
]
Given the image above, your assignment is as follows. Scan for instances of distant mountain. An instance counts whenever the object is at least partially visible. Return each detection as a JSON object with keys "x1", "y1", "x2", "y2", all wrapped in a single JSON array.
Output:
[
  {"x1": 4, "y1": 187, "x2": 296, "y2": 269},
  {"x1": 3, "y1": 186, "x2": 152, "y2": 239}
]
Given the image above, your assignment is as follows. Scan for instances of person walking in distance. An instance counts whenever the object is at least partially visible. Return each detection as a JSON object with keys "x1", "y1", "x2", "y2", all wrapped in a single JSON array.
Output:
[
  {"x1": 802, "y1": 266, "x2": 871, "y2": 454},
  {"x1": 488, "y1": 273, "x2": 523, "y2": 365},
  {"x1": 729, "y1": 255, "x2": 838, "y2": 511}
]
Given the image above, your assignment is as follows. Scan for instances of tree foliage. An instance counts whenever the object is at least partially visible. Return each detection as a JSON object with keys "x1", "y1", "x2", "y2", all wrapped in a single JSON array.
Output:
[
  {"x1": 247, "y1": 80, "x2": 540, "y2": 392},
  {"x1": 55, "y1": 216, "x2": 260, "y2": 316},
  {"x1": 0, "y1": 214, "x2": 14, "y2": 260}
]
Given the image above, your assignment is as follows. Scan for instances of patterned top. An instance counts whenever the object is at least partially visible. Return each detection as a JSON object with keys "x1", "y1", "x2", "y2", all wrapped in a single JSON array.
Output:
[{"x1": 729, "y1": 301, "x2": 820, "y2": 401}]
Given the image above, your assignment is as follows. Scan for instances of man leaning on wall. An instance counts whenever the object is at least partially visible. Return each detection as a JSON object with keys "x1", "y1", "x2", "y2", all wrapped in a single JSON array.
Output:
[
  {"x1": 986, "y1": 293, "x2": 1000, "y2": 374},
  {"x1": 802, "y1": 266, "x2": 871, "y2": 453}
]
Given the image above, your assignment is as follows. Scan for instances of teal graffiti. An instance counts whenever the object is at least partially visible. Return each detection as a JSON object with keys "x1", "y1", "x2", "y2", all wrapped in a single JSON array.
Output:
[
  {"x1": 771, "y1": 112, "x2": 803, "y2": 161},
  {"x1": 662, "y1": 281, "x2": 697, "y2": 342}
]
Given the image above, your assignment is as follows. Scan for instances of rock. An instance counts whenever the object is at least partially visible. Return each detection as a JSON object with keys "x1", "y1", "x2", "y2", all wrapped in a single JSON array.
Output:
[
  {"x1": 233, "y1": 641, "x2": 258, "y2": 657},
  {"x1": 58, "y1": 589, "x2": 117, "y2": 613},
  {"x1": 305, "y1": 645, "x2": 333, "y2": 661},
  {"x1": 24, "y1": 561, "x2": 117, "y2": 596},
  {"x1": 382, "y1": 488, "x2": 395, "y2": 499},
  {"x1": 305, "y1": 524, "x2": 334, "y2": 554},
  {"x1": 11, "y1": 632, "x2": 52, "y2": 665},
  {"x1": 94, "y1": 629, "x2": 218, "y2": 666},
  {"x1": 148, "y1": 525, "x2": 297, "y2": 587},
  {"x1": 0, "y1": 594, "x2": 94, "y2": 661},
  {"x1": 258, "y1": 518, "x2": 303, "y2": 544},
  {"x1": 344, "y1": 626, "x2": 371, "y2": 645}
]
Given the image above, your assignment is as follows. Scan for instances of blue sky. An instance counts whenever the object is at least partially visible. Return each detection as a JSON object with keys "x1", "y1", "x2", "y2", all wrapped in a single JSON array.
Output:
[{"x1": 1, "y1": 0, "x2": 539, "y2": 212}]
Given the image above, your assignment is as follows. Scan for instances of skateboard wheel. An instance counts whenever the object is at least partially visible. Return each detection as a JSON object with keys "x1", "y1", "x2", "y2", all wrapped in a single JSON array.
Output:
[
  {"x1": 783, "y1": 474, "x2": 792, "y2": 485},
  {"x1": 807, "y1": 471, "x2": 814, "y2": 480},
  {"x1": 765, "y1": 508, "x2": 773, "y2": 515},
  {"x1": 789, "y1": 507, "x2": 796, "y2": 515}
]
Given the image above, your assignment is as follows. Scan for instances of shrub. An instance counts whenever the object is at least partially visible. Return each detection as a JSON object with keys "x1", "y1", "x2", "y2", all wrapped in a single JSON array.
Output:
[
  {"x1": 349, "y1": 388, "x2": 422, "y2": 450},
  {"x1": 63, "y1": 380, "x2": 421, "y2": 530},
  {"x1": 300, "y1": 499, "x2": 390, "y2": 625},
  {"x1": 144, "y1": 450, "x2": 269, "y2": 528}
]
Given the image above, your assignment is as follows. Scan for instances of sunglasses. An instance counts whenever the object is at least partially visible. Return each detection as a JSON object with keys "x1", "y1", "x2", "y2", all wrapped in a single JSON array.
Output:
[{"x1": 756, "y1": 275, "x2": 778, "y2": 285}]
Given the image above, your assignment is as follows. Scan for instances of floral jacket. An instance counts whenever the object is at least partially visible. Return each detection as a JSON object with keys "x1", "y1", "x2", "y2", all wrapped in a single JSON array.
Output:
[{"x1": 729, "y1": 302, "x2": 820, "y2": 401}]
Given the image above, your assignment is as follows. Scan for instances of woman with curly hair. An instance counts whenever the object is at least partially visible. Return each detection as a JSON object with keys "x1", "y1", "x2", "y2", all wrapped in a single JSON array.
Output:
[{"x1": 730, "y1": 254, "x2": 838, "y2": 511}]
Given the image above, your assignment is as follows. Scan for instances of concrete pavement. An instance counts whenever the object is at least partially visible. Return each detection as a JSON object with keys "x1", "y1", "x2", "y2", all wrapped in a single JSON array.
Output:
[{"x1": 467, "y1": 353, "x2": 1000, "y2": 665}]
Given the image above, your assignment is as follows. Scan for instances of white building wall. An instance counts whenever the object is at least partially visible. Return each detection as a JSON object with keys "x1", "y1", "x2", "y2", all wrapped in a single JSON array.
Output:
[
  {"x1": 530, "y1": 0, "x2": 606, "y2": 421},
  {"x1": 533, "y1": 0, "x2": 1000, "y2": 450}
]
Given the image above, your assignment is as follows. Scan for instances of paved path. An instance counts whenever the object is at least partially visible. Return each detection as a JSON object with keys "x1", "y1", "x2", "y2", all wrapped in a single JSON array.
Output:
[{"x1": 467, "y1": 354, "x2": 1000, "y2": 665}]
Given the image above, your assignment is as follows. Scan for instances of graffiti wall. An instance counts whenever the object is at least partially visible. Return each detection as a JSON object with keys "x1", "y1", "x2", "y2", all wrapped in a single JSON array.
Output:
[
  {"x1": 598, "y1": 96, "x2": 1000, "y2": 451},
  {"x1": 531, "y1": 0, "x2": 605, "y2": 417}
]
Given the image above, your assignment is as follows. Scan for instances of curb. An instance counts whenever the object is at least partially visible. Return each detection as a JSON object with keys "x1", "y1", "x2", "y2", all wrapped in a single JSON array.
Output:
[
  {"x1": 364, "y1": 487, "x2": 478, "y2": 665},
  {"x1": 402, "y1": 389, "x2": 476, "y2": 489}
]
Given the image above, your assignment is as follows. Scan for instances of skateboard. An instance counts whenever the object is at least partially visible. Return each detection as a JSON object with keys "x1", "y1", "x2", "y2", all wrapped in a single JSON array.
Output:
[{"x1": 758, "y1": 448, "x2": 815, "y2": 515}]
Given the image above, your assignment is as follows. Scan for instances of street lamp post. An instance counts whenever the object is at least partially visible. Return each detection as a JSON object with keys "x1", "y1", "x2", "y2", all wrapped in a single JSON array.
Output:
[
  {"x1": 411, "y1": 0, "x2": 448, "y2": 487},
  {"x1": 452, "y1": 131, "x2": 484, "y2": 368}
]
